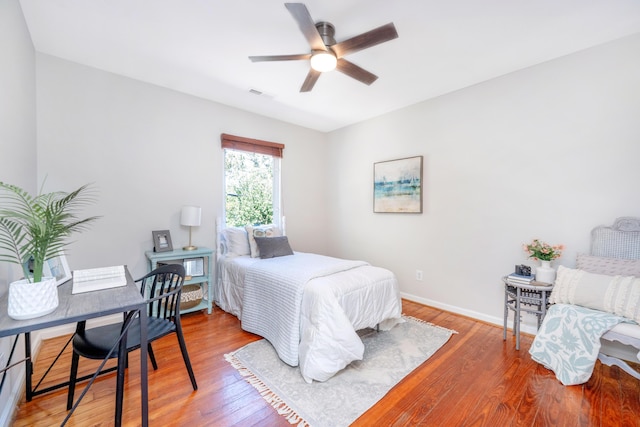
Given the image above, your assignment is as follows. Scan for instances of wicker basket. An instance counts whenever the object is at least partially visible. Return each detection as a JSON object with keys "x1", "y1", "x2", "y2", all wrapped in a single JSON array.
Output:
[{"x1": 180, "y1": 284, "x2": 203, "y2": 310}]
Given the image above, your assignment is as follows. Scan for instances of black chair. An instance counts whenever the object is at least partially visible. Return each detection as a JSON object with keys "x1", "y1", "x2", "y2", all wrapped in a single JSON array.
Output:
[{"x1": 66, "y1": 264, "x2": 198, "y2": 418}]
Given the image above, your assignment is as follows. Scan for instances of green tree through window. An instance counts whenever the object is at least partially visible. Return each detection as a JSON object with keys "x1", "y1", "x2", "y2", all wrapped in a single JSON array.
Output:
[{"x1": 224, "y1": 149, "x2": 276, "y2": 227}]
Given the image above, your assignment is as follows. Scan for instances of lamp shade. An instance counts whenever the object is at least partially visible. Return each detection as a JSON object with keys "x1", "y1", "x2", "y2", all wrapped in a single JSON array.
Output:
[{"x1": 180, "y1": 206, "x2": 201, "y2": 227}]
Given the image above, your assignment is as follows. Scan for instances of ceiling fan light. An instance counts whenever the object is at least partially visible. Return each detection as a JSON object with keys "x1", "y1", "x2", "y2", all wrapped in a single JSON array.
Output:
[{"x1": 310, "y1": 51, "x2": 337, "y2": 72}]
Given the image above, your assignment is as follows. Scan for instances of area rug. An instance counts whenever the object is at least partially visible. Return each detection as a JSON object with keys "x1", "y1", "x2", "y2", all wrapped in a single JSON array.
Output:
[{"x1": 225, "y1": 316, "x2": 456, "y2": 427}]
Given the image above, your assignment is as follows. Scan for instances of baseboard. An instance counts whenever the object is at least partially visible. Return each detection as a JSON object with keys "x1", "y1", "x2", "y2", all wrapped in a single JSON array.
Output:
[{"x1": 400, "y1": 292, "x2": 540, "y2": 336}]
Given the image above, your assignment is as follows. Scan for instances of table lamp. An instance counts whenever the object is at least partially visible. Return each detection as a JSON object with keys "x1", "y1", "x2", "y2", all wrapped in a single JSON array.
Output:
[{"x1": 180, "y1": 206, "x2": 201, "y2": 251}]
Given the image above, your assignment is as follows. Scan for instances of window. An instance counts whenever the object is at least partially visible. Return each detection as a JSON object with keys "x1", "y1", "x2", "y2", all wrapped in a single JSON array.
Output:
[{"x1": 221, "y1": 134, "x2": 283, "y2": 228}]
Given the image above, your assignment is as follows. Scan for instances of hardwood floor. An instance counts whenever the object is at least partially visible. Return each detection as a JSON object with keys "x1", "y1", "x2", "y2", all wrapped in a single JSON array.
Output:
[{"x1": 12, "y1": 300, "x2": 640, "y2": 426}]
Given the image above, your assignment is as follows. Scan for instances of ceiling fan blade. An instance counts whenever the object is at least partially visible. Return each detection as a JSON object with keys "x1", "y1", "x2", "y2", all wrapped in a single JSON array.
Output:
[
  {"x1": 336, "y1": 58, "x2": 378, "y2": 85},
  {"x1": 285, "y1": 3, "x2": 326, "y2": 51},
  {"x1": 331, "y1": 23, "x2": 398, "y2": 58},
  {"x1": 300, "y1": 69, "x2": 321, "y2": 92},
  {"x1": 249, "y1": 53, "x2": 311, "y2": 62}
]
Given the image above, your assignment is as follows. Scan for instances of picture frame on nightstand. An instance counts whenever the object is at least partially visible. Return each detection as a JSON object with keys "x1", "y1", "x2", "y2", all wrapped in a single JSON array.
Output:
[{"x1": 152, "y1": 230, "x2": 173, "y2": 252}]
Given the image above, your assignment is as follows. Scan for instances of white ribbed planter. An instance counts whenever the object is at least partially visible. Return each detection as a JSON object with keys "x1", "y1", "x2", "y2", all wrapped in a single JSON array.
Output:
[{"x1": 7, "y1": 277, "x2": 59, "y2": 320}]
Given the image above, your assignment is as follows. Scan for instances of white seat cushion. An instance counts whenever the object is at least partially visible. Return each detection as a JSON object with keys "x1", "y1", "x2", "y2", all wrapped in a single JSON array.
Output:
[{"x1": 607, "y1": 322, "x2": 640, "y2": 340}]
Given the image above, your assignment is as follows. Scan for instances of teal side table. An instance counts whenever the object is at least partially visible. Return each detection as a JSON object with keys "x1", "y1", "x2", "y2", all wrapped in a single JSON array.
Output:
[{"x1": 145, "y1": 247, "x2": 213, "y2": 314}]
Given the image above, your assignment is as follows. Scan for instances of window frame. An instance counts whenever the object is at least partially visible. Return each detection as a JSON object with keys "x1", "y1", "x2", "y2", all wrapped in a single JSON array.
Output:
[{"x1": 221, "y1": 134, "x2": 284, "y2": 228}]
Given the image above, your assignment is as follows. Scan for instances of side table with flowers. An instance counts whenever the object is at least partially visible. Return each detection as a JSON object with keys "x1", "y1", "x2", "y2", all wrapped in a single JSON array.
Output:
[{"x1": 523, "y1": 239, "x2": 565, "y2": 284}]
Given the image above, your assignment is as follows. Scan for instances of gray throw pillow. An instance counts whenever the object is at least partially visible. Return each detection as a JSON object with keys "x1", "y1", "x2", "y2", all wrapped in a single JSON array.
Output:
[
  {"x1": 254, "y1": 236, "x2": 294, "y2": 259},
  {"x1": 576, "y1": 253, "x2": 640, "y2": 277}
]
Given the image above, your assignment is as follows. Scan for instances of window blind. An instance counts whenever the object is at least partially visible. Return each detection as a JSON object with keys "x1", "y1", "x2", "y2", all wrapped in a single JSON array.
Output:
[{"x1": 221, "y1": 133, "x2": 284, "y2": 158}]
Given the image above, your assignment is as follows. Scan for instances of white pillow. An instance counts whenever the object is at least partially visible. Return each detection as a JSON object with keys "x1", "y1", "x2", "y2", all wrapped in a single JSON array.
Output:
[
  {"x1": 222, "y1": 227, "x2": 250, "y2": 256},
  {"x1": 550, "y1": 266, "x2": 640, "y2": 322},
  {"x1": 245, "y1": 224, "x2": 282, "y2": 258}
]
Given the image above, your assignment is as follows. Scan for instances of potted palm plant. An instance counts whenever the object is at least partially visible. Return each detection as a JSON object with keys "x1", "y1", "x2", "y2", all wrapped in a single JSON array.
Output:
[{"x1": 0, "y1": 181, "x2": 99, "y2": 319}]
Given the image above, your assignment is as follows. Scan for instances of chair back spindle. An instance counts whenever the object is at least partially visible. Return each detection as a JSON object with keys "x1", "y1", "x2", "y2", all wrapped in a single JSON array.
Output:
[{"x1": 137, "y1": 264, "x2": 185, "y2": 321}]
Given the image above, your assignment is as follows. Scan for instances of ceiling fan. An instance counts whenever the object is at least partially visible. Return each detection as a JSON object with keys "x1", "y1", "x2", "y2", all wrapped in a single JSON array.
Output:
[{"x1": 249, "y1": 3, "x2": 399, "y2": 92}]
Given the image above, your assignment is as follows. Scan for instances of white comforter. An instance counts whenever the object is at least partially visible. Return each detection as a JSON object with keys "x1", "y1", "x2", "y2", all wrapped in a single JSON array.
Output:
[{"x1": 234, "y1": 252, "x2": 402, "y2": 383}]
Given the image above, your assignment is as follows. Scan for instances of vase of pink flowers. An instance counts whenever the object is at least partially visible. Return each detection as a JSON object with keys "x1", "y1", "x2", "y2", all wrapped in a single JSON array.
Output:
[{"x1": 523, "y1": 239, "x2": 564, "y2": 284}]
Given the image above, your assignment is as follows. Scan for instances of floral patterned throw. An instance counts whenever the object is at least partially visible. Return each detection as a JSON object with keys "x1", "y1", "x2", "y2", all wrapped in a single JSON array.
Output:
[{"x1": 529, "y1": 303, "x2": 628, "y2": 385}]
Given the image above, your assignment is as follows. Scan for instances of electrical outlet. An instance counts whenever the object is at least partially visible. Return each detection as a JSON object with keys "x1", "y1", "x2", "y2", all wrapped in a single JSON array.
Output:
[{"x1": 416, "y1": 270, "x2": 423, "y2": 281}]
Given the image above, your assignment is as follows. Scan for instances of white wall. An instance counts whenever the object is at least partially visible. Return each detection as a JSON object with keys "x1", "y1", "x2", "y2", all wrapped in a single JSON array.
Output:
[
  {"x1": 35, "y1": 54, "x2": 330, "y2": 279},
  {"x1": 327, "y1": 34, "x2": 640, "y2": 328},
  {"x1": 0, "y1": 0, "x2": 36, "y2": 424},
  {"x1": 0, "y1": 0, "x2": 36, "y2": 280}
]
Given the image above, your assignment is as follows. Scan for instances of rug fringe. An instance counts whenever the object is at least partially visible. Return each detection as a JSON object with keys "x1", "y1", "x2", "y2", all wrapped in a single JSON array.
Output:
[
  {"x1": 224, "y1": 352, "x2": 309, "y2": 426},
  {"x1": 402, "y1": 314, "x2": 459, "y2": 335}
]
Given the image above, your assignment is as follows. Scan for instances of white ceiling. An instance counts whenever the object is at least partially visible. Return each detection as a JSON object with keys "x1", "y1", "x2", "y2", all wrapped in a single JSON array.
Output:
[{"x1": 18, "y1": 0, "x2": 640, "y2": 132}]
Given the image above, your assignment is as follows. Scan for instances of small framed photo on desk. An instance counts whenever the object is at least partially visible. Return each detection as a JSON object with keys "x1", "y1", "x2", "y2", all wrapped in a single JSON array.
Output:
[
  {"x1": 152, "y1": 230, "x2": 173, "y2": 252},
  {"x1": 44, "y1": 252, "x2": 72, "y2": 286}
]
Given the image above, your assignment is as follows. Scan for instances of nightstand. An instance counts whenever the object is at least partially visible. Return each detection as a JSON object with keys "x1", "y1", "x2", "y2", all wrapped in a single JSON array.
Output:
[
  {"x1": 145, "y1": 247, "x2": 213, "y2": 314},
  {"x1": 502, "y1": 277, "x2": 554, "y2": 350}
]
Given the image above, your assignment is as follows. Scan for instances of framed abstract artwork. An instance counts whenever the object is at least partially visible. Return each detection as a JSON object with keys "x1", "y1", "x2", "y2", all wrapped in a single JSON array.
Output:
[{"x1": 373, "y1": 155, "x2": 423, "y2": 213}]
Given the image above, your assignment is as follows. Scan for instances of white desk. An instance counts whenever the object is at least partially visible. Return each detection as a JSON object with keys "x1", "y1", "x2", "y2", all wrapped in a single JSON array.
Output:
[{"x1": 0, "y1": 267, "x2": 148, "y2": 426}]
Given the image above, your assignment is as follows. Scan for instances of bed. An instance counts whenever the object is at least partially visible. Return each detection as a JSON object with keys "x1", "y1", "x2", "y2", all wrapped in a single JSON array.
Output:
[{"x1": 215, "y1": 219, "x2": 403, "y2": 383}]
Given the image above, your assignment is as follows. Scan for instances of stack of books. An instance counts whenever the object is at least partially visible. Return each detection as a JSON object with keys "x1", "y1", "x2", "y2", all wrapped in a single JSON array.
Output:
[{"x1": 506, "y1": 272, "x2": 535, "y2": 285}]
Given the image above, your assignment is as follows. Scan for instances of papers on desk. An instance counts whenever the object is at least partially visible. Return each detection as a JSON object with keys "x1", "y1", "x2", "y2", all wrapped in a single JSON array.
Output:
[{"x1": 72, "y1": 265, "x2": 127, "y2": 294}]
